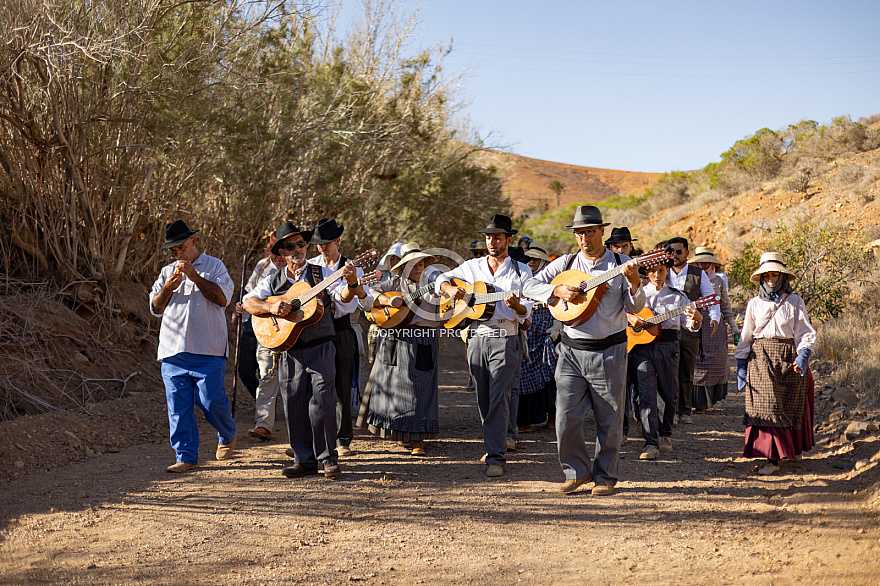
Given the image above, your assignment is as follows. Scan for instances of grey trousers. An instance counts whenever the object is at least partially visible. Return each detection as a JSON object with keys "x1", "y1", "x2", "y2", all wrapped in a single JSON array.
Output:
[
  {"x1": 508, "y1": 367, "x2": 520, "y2": 439},
  {"x1": 334, "y1": 327, "x2": 357, "y2": 447},
  {"x1": 678, "y1": 330, "x2": 700, "y2": 415},
  {"x1": 467, "y1": 333, "x2": 522, "y2": 467},
  {"x1": 279, "y1": 341, "x2": 338, "y2": 469},
  {"x1": 555, "y1": 342, "x2": 627, "y2": 484},
  {"x1": 630, "y1": 339, "x2": 680, "y2": 446}
]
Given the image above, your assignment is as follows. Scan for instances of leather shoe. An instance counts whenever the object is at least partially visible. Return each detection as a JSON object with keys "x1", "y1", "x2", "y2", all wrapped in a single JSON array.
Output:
[
  {"x1": 558, "y1": 478, "x2": 590, "y2": 494},
  {"x1": 486, "y1": 465, "x2": 504, "y2": 477},
  {"x1": 659, "y1": 437, "x2": 673, "y2": 454},
  {"x1": 285, "y1": 448, "x2": 296, "y2": 458},
  {"x1": 336, "y1": 445, "x2": 353, "y2": 457},
  {"x1": 248, "y1": 427, "x2": 272, "y2": 439},
  {"x1": 505, "y1": 437, "x2": 516, "y2": 451},
  {"x1": 591, "y1": 481, "x2": 614, "y2": 496},
  {"x1": 410, "y1": 440, "x2": 426, "y2": 456},
  {"x1": 166, "y1": 462, "x2": 198, "y2": 473},
  {"x1": 216, "y1": 439, "x2": 235, "y2": 460},
  {"x1": 640, "y1": 445, "x2": 660, "y2": 461},
  {"x1": 282, "y1": 463, "x2": 319, "y2": 478},
  {"x1": 323, "y1": 461, "x2": 341, "y2": 480}
]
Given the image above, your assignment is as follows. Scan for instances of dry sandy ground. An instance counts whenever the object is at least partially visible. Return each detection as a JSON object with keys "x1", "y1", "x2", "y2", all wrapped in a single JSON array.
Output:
[{"x1": 1, "y1": 337, "x2": 879, "y2": 585}]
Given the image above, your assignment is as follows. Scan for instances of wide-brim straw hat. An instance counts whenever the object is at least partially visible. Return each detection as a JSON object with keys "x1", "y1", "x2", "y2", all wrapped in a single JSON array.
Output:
[
  {"x1": 690, "y1": 246, "x2": 723, "y2": 267},
  {"x1": 524, "y1": 244, "x2": 551, "y2": 263},
  {"x1": 390, "y1": 242, "x2": 435, "y2": 272},
  {"x1": 750, "y1": 252, "x2": 797, "y2": 283}
]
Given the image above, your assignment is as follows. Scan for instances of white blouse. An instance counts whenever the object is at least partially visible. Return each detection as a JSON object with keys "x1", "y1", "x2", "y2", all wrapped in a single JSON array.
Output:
[{"x1": 734, "y1": 294, "x2": 816, "y2": 359}]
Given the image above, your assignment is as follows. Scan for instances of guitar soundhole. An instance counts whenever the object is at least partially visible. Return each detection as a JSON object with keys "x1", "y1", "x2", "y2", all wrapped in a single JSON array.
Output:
[
  {"x1": 289, "y1": 299, "x2": 302, "y2": 313},
  {"x1": 632, "y1": 326, "x2": 642, "y2": 333}
]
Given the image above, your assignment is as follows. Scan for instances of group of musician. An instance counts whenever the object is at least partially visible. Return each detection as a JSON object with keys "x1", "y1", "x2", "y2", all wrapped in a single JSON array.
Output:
[{"x1": 150, "y1": 203, "x2": 816, "y2": 492}]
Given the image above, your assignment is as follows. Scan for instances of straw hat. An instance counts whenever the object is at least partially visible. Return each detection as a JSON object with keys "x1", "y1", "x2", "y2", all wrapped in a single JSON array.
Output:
[
  {"x1": 524, "y1": 244, "x2": 551, "y2": 263},
  {"x1": 750, "y1": 252, "x2": 797, "y2": 283},
  {"x1": 690, "y1": 246, "x2": 723, "y2": 267},
  {"x1": 390, "y1": 242, "x2": 435, "y2": 272}
]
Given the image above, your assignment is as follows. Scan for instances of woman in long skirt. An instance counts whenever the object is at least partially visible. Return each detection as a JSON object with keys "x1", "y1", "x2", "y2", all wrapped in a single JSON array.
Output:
[
  {"x1": 361, "y1": 243, "x2": 442, "y2": 456},
  {"x1": 691, "y1": 248, "x2": 741, "y2": 409},
  {"x1": 735, "y1": 252, "x2": 816, "y2": 475}
]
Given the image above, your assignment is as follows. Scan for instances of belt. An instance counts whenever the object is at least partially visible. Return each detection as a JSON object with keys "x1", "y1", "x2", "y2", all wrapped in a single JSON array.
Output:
[
  {"x1": 561, "y1": 330, "x2": 626, "y2": 352},
  {"x1": 473, "y1": 319, "x2": 518, "y2": 337}
]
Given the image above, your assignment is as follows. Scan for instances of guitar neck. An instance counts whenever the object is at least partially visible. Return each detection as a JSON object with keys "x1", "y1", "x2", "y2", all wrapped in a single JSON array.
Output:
[
  {"x1": 404, "y1": 281, "x2": 437, "y2": 303},
  {"x1": 580, "y1": 262, "x2": 630, "y2": 292},
  {"x1": 473, "y1": 289, "x2": 522, "y2": 305},
  {"x1": 644, "y1": 301, "x2": 696, "y2": 326},
  {"x1": 298, "y1": 266, "x2": 346, "y2": 305}
]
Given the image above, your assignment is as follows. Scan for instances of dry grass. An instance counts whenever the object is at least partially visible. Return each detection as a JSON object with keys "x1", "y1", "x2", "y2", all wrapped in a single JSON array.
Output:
[{"x1": 814, "y1": 284, "x2": 880, "y2": 406}]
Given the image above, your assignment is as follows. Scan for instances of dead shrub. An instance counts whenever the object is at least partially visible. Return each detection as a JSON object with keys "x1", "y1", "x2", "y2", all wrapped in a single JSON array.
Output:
[{"x1": 832, "y1": 164, "x2": 865, "y2": 187}]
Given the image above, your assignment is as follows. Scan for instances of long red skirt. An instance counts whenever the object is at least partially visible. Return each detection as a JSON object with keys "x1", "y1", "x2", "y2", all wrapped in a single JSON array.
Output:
[{"x1": 743, "y1": 368, "x2": 814, "y2": 460}]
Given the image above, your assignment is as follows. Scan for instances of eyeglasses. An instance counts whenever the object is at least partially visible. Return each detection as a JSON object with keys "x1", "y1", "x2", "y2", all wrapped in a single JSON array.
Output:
[
  {"x1": 664, "y1": 247, "x2": 685, "y2": 256},
  {"x1": 280, "y1": 240, "x2": 308, "y2": 251},
  {"x1": 574, "y1": 229, "x2": 597, "y2": 238}
]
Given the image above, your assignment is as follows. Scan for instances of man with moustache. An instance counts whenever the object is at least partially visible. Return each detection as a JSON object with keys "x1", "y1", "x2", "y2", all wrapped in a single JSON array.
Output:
[
  {"x1": 436, "y1": 214, "x2": 533, "y2": 478},
  {"x1": 150, "y1": 220, "x2": 236, "y2": 473},
  {"x1": 523, "y1": 206, "x2": 645, "y2": 496},
  {"x1": 308, "y1": 217, "x2": 371, "y2": 457},
  {"x1": 243, "y1": 222, "x2": 359, "y2": 480},
  {"x1": 664, "y1": 237, "x2": 720, "y2": 424}
]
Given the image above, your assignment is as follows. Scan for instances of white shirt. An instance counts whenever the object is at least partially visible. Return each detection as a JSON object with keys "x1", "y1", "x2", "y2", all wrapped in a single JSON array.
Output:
[
  {"x1": 240, "y1": 257, "x2": 281, "y2": 324},
  {"x1": 149, "y1": 253, "x2": 234, "y2": 361},
  {"x1": 734, "y1": 294, "x2": 816, "y2": 359},
  {"x1": 371, "y1": 274, "x2": 443, "y2": 327},
  {"x1": 523, "y1": 249, "x2": 645, "y2": 340},
  {"x1": 670, "y1": 265, "x2": 722, "y2": 323},
  {"x1": 643, "y1": 283, "x2": 700, "y2": 332},
  {"x1": 435, "y1": 256, "x2": 533, "y2": 324},
  {"x1": 245, "y1": 263, "x2": 357, "y2": 316},
  {"x1": 307, "y1": 254, "x2": 370, "y2": 316}
]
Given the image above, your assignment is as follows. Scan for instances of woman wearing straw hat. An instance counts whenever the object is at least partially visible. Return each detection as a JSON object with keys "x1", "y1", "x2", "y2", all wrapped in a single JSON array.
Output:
[
  {"x1": 361, "y1": 243, "x2": 443, "y2": 456},
  {"x1": 735, "y1": 252, "x2": 816, "y2": 475},
  {"x1": 517, "y1": 245, "x2": 560, "y2": 432},
  {"x1": 690, "y1": 247, "x2": 741, "y2": 410}
]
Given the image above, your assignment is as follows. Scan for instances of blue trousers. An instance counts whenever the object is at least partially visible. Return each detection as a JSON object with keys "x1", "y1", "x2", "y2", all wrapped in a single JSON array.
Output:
[{"x1": 161, "y1": 353, "x2": 236, "y2": 465}]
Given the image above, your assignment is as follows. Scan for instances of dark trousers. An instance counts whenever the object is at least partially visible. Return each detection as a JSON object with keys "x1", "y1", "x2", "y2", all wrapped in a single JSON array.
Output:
[
  {"x1": 677, "y1": 330, "x2": 700, "y2": 415},
  {"x1": 334, "y1": 327, "x2": 357, "y2": 447},
  {"x1": 632, "y1": 339, "x2": 680, "y2": 444},
  {"x1": 237, "y1": 330, "x2": 259, "y2": 399}
]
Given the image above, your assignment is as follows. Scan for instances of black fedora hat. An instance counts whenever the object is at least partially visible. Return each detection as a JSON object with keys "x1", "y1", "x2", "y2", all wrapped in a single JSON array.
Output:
[
  {"x1": 604, "y1": 226, "x2": 637, "y2": 245},
  {"x1": 310, "y1": 217, "x2": 344, "y2": 245},
  {"x1": 565, "y1": 205, "x2": 610, "y2": 230},
  {"x1": 271, "y1": 221, "x2": 313, "y2": 255},
  {"x1": 477, "y1": 214, "x2": 518, "y2": 235},
  {"x1": 160, "y1": 220, "x2": 199, "y2": 250},
  {"x1": 508, "y1": 246, "x2": 528, "y2": 263}
]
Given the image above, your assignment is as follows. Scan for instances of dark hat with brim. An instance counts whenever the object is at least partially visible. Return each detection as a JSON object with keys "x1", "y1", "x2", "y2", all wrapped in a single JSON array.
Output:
[
  {"x1": 310, "y1": 217, "x2": 344, "y2": 244},
  {"x1": 508, "y1": 246, "x2": 528, "y2": 264},
  {"x1": 468, "y1": 239, "x2": 488, "y2": 251},
  {"x1": 477, "y1": 214, "x2": 518, "y2": 235},
  {"x1": 565, "y1": 205, "x2": 610, "y2": 230},
  {"x1": 271, "y1": 221, "x2": 313, "y2": 255},
  {"x1": 160, "y1": 220, "x2": 199, "y2": 250},
  {"x1": 604, "y1": 226, "x2": 637, "y2": 245}
]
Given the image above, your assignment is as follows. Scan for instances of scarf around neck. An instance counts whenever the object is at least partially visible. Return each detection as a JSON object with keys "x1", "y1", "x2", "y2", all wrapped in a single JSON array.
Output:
[{"x1": 758, "y1": 273, "x2": 792, "y2": 302}]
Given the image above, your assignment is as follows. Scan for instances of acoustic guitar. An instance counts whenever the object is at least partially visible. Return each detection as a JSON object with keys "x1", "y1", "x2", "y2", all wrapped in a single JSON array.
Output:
[
  {"x1": 548, "y1": 250, "x2": 668, "y2": 326},
  {"x1": 369, "y1": 279, "x2": 440, "y2": 328},
  {"x1": 439, "y1": 278, "x2": 523, "y2": 329},
  {"x1": 626, "y1": 294, "x2": 721, "y2": 353},
  {"x1": 252, "y1": 249, "x2": 379, "y2": 351}
]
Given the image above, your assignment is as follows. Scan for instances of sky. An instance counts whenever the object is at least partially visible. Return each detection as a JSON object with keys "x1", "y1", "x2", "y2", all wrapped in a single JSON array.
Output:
[{"x1": 338, "y1": 0, "x2": 880, "y2": 173}]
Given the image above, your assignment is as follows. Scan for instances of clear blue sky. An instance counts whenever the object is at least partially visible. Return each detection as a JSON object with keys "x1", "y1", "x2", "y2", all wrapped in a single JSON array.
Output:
[{"x1": 339, "y1": 1, "x2": 880, "y2": 173}]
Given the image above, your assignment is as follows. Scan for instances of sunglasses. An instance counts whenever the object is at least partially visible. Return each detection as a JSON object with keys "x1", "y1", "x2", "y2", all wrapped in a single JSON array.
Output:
[
  {"x1": 280, "y1": 240, "x2": 308, "y2": 251},
  {"x1": 664, "y1": 247, "x2": 685, "y2": 255},
  {"x1": 574, "y1": 229, "x2": 597, "y2": 238}
]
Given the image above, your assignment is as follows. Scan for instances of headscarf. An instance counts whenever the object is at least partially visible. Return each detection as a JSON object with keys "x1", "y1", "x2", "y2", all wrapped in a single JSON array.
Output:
[{"x1": 758, "y1": 273, "x2": 793, "y2": 302}]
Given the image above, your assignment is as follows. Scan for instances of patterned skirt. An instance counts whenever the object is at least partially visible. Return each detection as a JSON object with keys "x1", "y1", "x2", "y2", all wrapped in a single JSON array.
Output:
[
  {"x1": 363, "y1": 326, "x2": 439, "y2": 441},
  {"x1": 743, "y1": 337, "x2": 808, "y2": 429}
]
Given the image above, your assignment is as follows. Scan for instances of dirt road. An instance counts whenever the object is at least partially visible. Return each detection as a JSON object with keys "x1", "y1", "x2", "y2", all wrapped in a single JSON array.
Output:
[{"x1": 1, "y1": 337, "x2": 879, "y2": 585}]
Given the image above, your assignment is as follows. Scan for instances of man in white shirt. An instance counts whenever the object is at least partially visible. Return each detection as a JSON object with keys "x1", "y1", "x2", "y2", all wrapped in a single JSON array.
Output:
[
  {"x1": 150, "y1": 220, "x2": 236, "y2": 473},
  {"x1": 665, "y1": 237, "x2": 720, "y2": 424},
  {"x1": 523, "y1": 206, "x2": 645, "y2": 496},
  {"x1": 436, "y1": 214, "x2": 533, "y2": 478},
  {"x1": 307, "y1": 218, "x2": 370, "y2": 457}
]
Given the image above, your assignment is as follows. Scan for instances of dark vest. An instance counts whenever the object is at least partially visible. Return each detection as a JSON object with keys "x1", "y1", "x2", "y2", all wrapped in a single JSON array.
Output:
[
  {"x1": 682, "y1": 265, "x2": 703, "y2": 302},
  {"x1": 332, "y1": 255, "x2": 353, "y2": 332},
  {"x1": 268, "y1": 265, "x2": 336, "y2": 350}
]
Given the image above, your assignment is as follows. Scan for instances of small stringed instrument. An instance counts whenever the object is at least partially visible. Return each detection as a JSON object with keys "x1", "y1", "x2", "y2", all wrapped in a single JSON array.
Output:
[
  {"x1": 252, "y1": 249, "x2": 380, "y2": 351},
  {"x1": 626, "y1": 294, "x2": 721, "y2": 353},
  {"x1": 439, "y1": 278, "x2": 523, "y2": 329},
  {"x1": 548, "y1": 249, "x2": 668, "y2": 326},
  {"x1": 369, "y1": 279, "x2": 440, "y2": 328}
]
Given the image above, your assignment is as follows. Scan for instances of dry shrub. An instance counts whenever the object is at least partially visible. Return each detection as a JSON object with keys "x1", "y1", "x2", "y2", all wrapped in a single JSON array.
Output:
[
  {"x1": 832, "y1": 164, "x2": 866, "y2": 187},
  {"x1": 814, "y1": 284, "x2": 880, "y2": 406}
]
